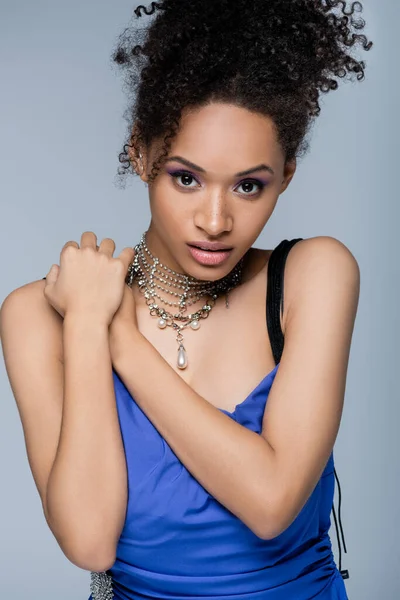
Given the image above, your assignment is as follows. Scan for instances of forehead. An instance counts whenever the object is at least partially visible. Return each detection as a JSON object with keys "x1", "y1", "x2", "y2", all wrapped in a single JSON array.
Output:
[{"x1": 152, "y1": 102, "x2": 284, "y2": 171}]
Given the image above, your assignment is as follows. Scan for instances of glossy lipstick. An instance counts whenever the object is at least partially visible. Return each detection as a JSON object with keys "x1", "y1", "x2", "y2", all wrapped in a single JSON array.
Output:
[{"x1": 187, "y1": 243, "x2": 233, "y2": 266}]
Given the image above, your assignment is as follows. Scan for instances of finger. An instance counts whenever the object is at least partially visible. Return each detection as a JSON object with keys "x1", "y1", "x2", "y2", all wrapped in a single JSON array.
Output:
[
  {"x1": 118, "y1": 246, "x2": 136, "y2": 274},
  {"x1": 45, "y1": 264, "x2": 60, "y2": 284},
  {"x1": 62, "y1": 240, "x2": 79, "y2": 252},
  {"x1": 98, "y1": 237, "x2": 116, "y2": 257},
  {"x1": 80, "y1": 231, "x2": 97, "y2": 249}
]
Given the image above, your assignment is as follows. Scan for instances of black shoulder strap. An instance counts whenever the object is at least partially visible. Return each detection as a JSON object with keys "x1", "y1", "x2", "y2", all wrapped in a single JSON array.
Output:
[
  {"x1": 265, "y1": 238, "x2": 349, "y2": 581},
  {"x1": 266, "y1": 238, "x2": 303, "y2": 365}
]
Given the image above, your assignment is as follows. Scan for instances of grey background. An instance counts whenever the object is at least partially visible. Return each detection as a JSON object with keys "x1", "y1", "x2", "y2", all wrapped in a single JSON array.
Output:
[{"x1": 0, "y1": 1, "x2": 398, "y2": 598}]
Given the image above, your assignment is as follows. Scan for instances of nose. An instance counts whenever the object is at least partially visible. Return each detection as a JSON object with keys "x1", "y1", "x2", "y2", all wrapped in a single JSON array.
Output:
[{"x1": 193, "y1": 194, "x2": 233, "y2": 237}]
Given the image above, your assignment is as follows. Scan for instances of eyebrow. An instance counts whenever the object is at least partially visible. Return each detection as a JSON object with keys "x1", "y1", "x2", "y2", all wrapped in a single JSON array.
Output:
[{"x1": 165, "y1": 155, "x2": 275, "y2": 177}]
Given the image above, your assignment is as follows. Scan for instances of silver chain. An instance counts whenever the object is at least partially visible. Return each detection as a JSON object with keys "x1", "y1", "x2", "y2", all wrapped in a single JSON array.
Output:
[{"x1": 125, "y1": 231, "x2": 245, "y2": 370}]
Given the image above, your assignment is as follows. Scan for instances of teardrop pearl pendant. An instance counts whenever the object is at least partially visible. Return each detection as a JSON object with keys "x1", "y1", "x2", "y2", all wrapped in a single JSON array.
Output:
[
  {"x1": 177, "y1": 320, "x2": 200, "y2": 368},
  {"x1": 177, "y1": 344, "x2": 188, "y2": 369}
]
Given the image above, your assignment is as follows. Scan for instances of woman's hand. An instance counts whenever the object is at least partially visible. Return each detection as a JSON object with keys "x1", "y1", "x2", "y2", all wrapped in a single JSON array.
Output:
[{"x1": 43, "y1": 231, "x2": 135, "y2": 327}]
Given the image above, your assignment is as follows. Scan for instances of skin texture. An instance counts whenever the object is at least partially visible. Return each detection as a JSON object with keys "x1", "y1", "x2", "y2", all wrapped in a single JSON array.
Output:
[
  {"x1": 122, "y1": 102, "x2": 298, "y2": 400},
  {"x1": 0, "y1": 102, "x2": 360, "y2": 571},
  {"x1": 133, "y1": 102, "x2": 295, "y2": 281}
]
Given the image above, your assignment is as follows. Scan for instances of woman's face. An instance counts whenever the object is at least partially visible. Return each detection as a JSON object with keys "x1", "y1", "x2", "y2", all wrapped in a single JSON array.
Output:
[{"x1": 137, "y1": 102, "x2": 296, "y2": 281}]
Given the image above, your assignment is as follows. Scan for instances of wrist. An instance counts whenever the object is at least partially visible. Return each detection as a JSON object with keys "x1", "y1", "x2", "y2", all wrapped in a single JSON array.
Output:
[{"x1": 63, "y1": 311, "x2": 110, "y2": 331}]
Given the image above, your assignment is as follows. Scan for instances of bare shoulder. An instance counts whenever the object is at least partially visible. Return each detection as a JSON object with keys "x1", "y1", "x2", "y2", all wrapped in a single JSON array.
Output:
[
  {"x1": 246, "y1": 237, "x2": 359, "y2": 336},
  {"x1": 284, "y1": 235, "x2": 359, "y2": 269},
  {"x1": 0, "y1": 278, "x2": 64, "y2": 519},
  {"x1": 2, "y1": 277, "x2": 47, "y2": 309},
  {"x1": 280, "y1": 236, "x2": 360, "y2": 334},
  {"x1": 1, "y1": 278, "x2": 64, "y2": 359}
]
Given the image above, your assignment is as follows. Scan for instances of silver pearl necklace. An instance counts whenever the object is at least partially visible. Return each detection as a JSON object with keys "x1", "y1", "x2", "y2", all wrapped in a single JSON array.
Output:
[{"x1": 125, "y1": 231, "x2": 245, "y2": 370}]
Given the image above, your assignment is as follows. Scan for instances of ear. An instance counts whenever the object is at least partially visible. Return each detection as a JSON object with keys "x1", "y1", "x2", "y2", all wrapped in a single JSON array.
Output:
[
  {"x1": 280, "y1": 159, "x2": 297, "y2": 193},
  {"x1": 127, "y1": 123, "x2": 149, "y2": 183}
]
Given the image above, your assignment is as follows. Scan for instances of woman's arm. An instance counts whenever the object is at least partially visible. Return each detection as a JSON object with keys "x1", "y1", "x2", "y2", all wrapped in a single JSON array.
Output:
[
  {"x1": 1, "y1": 281, "x2": 124, "y2": 570},
  {"x1": 45, "y1": 312, "x2": 127, "y2": 571},
  {"x1": 110, "y1": 236, "x2": 360, "y2": 541},
  {"x1": 260, "y1": 236, "x2": 360, "y2": 534},
  {"x1": 0, "y1": 281, "x2": 64, "y2": 526},
  {"x1": 112, "y1": 328, "x2": 277, "y2": 539}
]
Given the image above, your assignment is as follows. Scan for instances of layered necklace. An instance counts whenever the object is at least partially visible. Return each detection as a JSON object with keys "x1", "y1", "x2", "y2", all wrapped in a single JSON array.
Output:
[{"x1": 125, "y1": 231, "x2": 245, "y2": 370}]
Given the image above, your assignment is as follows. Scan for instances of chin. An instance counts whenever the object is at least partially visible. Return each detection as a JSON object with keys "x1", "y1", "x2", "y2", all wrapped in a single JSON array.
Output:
[{"x1": 182, "y1": 257, "x2": 238, "y2": 281}]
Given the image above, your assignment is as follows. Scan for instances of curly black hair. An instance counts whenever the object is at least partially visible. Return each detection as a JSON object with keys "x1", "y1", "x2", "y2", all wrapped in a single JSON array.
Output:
[{"x1": 112, "y1": 0, "x2": 372, "y2": 184}]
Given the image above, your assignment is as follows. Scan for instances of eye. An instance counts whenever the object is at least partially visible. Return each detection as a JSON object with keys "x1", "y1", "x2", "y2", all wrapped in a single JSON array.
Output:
[
  {"x1": 235, "y1": 179, "x2": 266, "y2": 197},
  {"x1": 168, "y1": 170, "x2": 266, "y2": 197},
  {"x1": 169, "y1": 170, "x2": 201, "y2": 189}
]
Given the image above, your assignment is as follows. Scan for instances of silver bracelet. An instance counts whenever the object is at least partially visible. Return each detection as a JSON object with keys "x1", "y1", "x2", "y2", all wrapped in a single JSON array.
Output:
[{"x1": 90, "y1": 570, "x2": 114, "y2": 600}]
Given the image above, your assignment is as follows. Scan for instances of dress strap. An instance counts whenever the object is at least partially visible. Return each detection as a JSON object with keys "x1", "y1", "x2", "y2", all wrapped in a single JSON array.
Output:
[{"x1": 266, "y1": 238, "x2": 303, "y2": 365}]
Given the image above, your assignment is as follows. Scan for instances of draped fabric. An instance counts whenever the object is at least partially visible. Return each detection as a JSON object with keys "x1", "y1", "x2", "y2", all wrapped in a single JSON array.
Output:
[{"x1": 78, "y1": 238, "x2": 349, "y2": 599}]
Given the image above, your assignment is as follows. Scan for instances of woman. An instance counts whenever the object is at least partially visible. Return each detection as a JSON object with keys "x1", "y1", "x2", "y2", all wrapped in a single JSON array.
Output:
[{"x1": 0, "y1": 1, "x2": 372, "y2": 598}]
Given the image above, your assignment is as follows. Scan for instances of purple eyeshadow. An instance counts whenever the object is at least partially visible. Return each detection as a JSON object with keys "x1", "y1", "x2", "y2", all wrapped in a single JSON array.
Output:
[
  {"x1": 166, "y1": 168, "x2": 196, "y2": 177},
  {"x1": 166, "y1": 167, "x2": 269, "y2": 193},
  {"x1": 255, "y1": 177, "x2": 270, "y2": 186}
]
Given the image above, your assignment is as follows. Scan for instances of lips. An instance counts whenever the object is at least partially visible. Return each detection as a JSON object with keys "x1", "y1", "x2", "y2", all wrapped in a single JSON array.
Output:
[
  {"x1": 188, "y1": 242, "x2": 233, "y2": 251},
  {"x1": 187, "y1": 244, "x2": 233, "y2": 266},
  {"x1": 189, "y1": 245, "x2": 223, "y2": 252}
]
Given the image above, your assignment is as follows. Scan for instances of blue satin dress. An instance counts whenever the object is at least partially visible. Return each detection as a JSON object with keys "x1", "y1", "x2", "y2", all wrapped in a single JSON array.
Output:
[{"x1": 86, "y1": 239, "x2": 349, "y2": 599}]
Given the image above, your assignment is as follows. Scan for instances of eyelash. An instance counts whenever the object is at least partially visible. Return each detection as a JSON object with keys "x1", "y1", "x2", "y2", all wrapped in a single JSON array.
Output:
[{"x1": 169, "y1": 170, "x2": 267, "y2": 197}]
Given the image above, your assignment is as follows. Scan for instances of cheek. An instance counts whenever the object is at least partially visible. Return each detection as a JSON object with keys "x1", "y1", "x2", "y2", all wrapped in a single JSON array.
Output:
[
  {"x1": 232, "y1": 204, "x2": 276, "y2": 244},
  {"x1": 236, "y1": 200, "x2": 275, "y2": 227},
  {"x1": 151, "y1": 184, "x2": 193, "y2": 218},
  {"x1": 150, "y1": 194, "x2": 191, "y2": 237}
]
